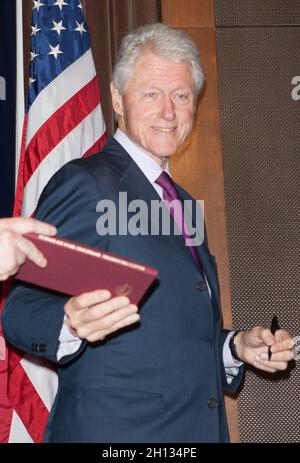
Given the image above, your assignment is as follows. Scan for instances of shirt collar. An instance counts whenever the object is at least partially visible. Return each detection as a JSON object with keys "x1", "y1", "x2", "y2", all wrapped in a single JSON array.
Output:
[{"x1": 114, "y1": 128, "x2": 171, "y2": 185}]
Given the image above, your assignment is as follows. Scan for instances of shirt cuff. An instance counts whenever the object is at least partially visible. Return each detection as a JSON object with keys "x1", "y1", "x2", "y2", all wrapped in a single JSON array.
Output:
[
  {"x1": 57, "y1": 316, "x2": 82, "y2": 361},
  {"x1": 223, "y1": 331, "x2": 244, "y2": 368}
]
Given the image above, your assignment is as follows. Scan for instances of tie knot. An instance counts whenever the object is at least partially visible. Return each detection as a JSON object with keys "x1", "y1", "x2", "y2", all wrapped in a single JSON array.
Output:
[{"x1": 155, "y1": 171, "x2": 177, "y2": 199}]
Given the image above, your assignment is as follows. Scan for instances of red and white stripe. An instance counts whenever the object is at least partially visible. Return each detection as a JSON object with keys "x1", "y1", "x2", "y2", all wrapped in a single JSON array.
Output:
[{"x1": 15, "y1": 48, "x2": 107, "y2": 218}]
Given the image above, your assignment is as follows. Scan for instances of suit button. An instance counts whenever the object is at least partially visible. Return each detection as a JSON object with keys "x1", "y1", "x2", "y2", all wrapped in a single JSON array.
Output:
[
  {"x1": 208, "y1": 398, "x2": 218, "y2": 409},
  {"x1": 31, "y1": 344, "x2": 38, "y2": 352},
  {"x1": 196, "y1": 281, "x2": 207, "y2": 291}
]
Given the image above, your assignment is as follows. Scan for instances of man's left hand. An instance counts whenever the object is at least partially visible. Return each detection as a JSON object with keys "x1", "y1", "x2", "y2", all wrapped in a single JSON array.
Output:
[{"x1": 234, "y1": 327, "x2": 294, "y2": 373}]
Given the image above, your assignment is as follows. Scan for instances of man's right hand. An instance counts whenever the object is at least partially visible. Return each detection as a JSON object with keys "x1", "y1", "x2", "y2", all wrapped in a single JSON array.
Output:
[{"x1": 64, "y1": 289, "x2": 140, "y2": 342}]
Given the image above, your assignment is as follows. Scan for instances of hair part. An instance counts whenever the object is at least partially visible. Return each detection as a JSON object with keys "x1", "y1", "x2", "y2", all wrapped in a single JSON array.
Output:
[{"x1": 112, "y1": 23, "x2": 205, "y2": 96}]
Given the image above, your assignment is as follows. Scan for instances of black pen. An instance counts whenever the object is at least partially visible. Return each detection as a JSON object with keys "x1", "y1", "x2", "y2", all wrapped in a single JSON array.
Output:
[{"x1": 268, "y1": 315, "x2": 281, "y2": 360}]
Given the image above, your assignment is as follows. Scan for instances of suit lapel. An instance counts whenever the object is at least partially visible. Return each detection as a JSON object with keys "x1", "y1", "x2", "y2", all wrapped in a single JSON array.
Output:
[
  {"x1": 106, "y1": 138, "x2": 220, "y2": 306},
  {"x1": 175, "y1": 184, "x2": 220, "y2": 302},
  {"x1": 107, "y1": 139, "x2": 199, "y2": 270}
]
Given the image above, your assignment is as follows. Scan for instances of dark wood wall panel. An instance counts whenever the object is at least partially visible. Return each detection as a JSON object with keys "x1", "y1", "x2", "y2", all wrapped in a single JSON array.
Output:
[
  {"x1": 161, "y1": 0, "x2": 214, "y2": 28},
  {"x1": 162, "y1": 0, "x2": 240, "y2": 442},
  {"x1": 85, "y1": 0, "x2": 161, "y2": 134}
]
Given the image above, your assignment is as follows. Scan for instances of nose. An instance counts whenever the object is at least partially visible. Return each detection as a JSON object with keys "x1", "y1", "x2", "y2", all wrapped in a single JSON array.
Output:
[{"x1": 159, "y1": 96, "x2": 176, "y2": 121}]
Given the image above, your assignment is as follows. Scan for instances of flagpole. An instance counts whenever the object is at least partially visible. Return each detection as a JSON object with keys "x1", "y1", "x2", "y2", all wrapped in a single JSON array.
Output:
[
  {"x1": 15, "y1": 0, "x2": 24, "y2": 190},
  {"x1": 9, "y1": 0, "x2": 33, "y2": 442}
]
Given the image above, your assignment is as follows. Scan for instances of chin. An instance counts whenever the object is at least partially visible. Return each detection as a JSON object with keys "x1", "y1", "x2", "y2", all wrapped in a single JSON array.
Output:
[{"x1": 151, "y1": 144, "x2": 178, "y2": 158}]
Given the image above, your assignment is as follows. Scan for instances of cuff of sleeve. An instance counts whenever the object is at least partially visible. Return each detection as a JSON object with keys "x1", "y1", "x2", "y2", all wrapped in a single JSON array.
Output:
[
  {"x1": 57, "y1": 315, "x2": 82, "y2": 361},
  {"x1": 57, "y1": 338, "x2": 82, "y2": 361},
  {"x1": 223, "y1": 331, "x2": 244, "y2": 367},
  {"x1": 59, "y1": 315, "x2": 80, "y2": 342}
]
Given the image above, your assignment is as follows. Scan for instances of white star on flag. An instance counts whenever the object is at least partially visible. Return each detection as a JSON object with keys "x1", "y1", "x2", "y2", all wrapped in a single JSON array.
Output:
[
  {"x1": 53, "y1": 0, "x2": 69, "y2": 10},
  {"x1": 78, "y1": 1, "x2": 83, "y2": 9},
  {"x1": 51, "y1": 20, "x2": 66, "y2": 35},
  {"x1": 31, "y1": 24, "x2": 41, "y2": 36},
  {"x1": 30, "y1": 51, "x2": 39, "y2": 62},
  {"x1": 29, "y1": 76, "x2": 36, "y2": 87},
  {"x1": 32, "y1": 0, "x2": 44, "y2": 11},
  {"x1": 74, "y1": 21, "x2": 87, "y2": 35},
  {"x1": 48, "y1": 44, "x2": 63, "y2": 59}
]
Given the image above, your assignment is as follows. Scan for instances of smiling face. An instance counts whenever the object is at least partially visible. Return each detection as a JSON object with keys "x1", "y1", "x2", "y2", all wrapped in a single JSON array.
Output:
[{"x1": 111, "y1": 52, "x2": 196, "y2": 167}]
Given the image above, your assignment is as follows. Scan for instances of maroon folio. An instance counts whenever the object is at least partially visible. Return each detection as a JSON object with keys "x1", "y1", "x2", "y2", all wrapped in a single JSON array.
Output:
[{"x1": 16, "y1": 233, "x2": 158, "y2": 305}]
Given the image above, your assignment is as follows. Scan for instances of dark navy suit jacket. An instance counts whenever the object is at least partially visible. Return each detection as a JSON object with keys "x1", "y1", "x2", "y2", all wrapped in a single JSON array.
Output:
[{"x1": 2, "y1": 137, "x2": 243, "y2": 442}]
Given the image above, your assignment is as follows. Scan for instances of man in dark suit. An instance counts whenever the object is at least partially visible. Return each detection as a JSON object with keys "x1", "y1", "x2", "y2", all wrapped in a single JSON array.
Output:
[{"x1": 2, "y1": 23, "x2": 293, "y2": 442}]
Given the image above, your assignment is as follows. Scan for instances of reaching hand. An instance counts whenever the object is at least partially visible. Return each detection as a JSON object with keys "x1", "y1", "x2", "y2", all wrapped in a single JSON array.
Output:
[{"x1": 0, "y1": 217, "x2": 57, "y2": 281}]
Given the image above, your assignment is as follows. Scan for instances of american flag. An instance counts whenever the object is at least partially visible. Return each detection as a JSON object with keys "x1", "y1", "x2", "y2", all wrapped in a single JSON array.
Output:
[
  {"x1": 15, "y1": 0, "x2": 107, "y2": 217},
  {"x1": 3, "y1": 0, "x2": 107, "y2": 442}
]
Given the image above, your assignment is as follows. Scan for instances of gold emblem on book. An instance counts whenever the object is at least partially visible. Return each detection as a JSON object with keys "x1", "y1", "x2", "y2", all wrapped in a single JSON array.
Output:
[{"x1": 116, "y1": 283, "x2": 132, "y2": 297}]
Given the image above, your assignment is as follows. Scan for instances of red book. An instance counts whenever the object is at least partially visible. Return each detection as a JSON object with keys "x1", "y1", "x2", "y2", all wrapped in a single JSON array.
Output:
[{"x1": 16, "y1": 233, "x2": 158, "y2": 305}]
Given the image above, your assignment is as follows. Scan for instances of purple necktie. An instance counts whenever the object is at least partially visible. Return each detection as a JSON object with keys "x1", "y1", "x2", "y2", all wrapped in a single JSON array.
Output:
[{"x1": 155, "y1": 171, "x2": 202, "y2": 270}]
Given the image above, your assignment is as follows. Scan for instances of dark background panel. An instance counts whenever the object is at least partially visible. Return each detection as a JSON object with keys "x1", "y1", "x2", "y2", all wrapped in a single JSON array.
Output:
[
  {"x1": 216, "y1": 0, "x2": 300, "y2": 27},
  {"x1": 85, "y1": 0, "x2": 161, "y2": 135},
  {"x1": 216, "y1": 23, "x2": 300, "y2": 442},
  {"x1": 0, "y1": 0, "x2": 16, "y2": 217}
]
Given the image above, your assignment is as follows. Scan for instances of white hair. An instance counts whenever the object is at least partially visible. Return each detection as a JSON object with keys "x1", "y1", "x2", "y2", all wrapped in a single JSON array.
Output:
[{"x1": 112, "y1": 23, "x2": 204, "y2": 95}]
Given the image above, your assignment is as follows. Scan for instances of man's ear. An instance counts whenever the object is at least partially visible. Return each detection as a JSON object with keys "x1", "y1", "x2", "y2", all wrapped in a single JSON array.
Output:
[{"x1": 110, "y1": 82, "x2": 124, "y2": 117}]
